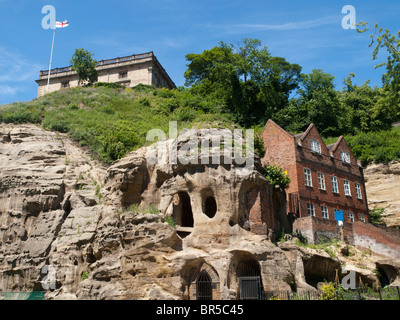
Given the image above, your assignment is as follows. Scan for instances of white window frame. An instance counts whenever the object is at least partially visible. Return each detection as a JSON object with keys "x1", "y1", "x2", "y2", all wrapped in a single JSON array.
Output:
[
  {"x1": 307, "y1": 203, "x2": 315, "y2": 217},
  {"x1": 321, "y1": 205, "x2": 329, "y2": 219},
  {"x1": 331, "y1": 176, "x2": 339, "y2": 193},
  {"x1": 355, "y1": 183, "x2": 362, "y2": 200},
  {"x1": 359, "y1": 213, "x2": 365, "y2": 223},
  {"x1": 310, "y1": 139, "x2": 321, "y2": 154},
  {"x1": 341, "y1": 151, "x2": 350, "y2": 164},
  {"x1": 344, "y1": 179, "x2": 351, "y2": 196},
  {"x1": 304, "y1": 168, "x2": 312, "y2": 187},
  {"x1": 318, "y1": 172, "x2": 326, "y2": 190},
  {"x1": 348, "y1": 211, "x2": 354, "y2": 222}
]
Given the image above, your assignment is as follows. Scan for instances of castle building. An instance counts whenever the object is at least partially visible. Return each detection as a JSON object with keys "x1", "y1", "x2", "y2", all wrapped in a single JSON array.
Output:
[
  {"x1": 261, "y1": 119, "x2": 369, "y2": 225},
  {"x1": 35, "y1": 51, "x2": 176, "y2": 97}
]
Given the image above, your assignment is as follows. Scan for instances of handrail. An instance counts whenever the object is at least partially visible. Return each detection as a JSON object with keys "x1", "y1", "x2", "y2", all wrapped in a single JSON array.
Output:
[{"x1": 40, "y1": 52, "x2": 153, "y2": 77}]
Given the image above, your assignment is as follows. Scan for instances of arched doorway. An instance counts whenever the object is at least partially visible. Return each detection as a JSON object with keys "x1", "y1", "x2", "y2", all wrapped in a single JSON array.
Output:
[
  {"x1": 196, "y1": 270, "x2": 212, "y2": 300},
  {"x1": 237, "y1": 258, "x2": 262, "y2": 300}
]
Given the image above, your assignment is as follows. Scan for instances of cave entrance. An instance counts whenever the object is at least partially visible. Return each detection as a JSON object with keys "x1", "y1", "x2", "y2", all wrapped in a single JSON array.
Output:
[
  {"x1": 196, "y1": 270, "x2": 213, "y2": 300},
  {"x1": 237, "y1": 258, "x2": 262, "y2": 300},
  {"x1": 173, "y1": 191, "x2": 194, "y2": 238},
  {"x1": 204, "y1": 196, "x2": 217, "y2": 219},
  {"x1": 377, "y1": 268, "x2": 390, "y2": 288}
]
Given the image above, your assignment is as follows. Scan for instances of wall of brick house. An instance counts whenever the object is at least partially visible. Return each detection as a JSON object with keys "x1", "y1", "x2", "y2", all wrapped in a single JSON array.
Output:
[
  {"x1": 246, "y1": 185, "x2": 289, "y2": 239},
  {"x1": 293, "y1": 216, "x2": 353, "y2": 244},
  {"x1": 261, "y1": 122, "x2": 369, "y2": 225},
  {"x1": 352, "y1": 222, "x2": 400, "y2": 260},
  {"x1": 293, "y1": 126, "x2": 368, "y2": 222},
  {"x1": 247, "y1": 187, "x2": 269, "y2": 235},
  {"x1": 293, "y1": 216, "x2": 400, "y2": 259},
  {"x1": 261, "y1": 121, "x2": 298, "y2": 196}
]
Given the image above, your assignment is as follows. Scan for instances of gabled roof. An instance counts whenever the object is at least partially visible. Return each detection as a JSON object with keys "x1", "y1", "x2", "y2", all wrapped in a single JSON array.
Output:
[
  {"x1": 292, "y1": 123, "x2": 317, "y2": 145},
  {"x1": 327, "y1": 135, "x2": 344, "y2": 152},
  {"x1": 263, "y1": 119, "x2": 295, "y2": 139}
]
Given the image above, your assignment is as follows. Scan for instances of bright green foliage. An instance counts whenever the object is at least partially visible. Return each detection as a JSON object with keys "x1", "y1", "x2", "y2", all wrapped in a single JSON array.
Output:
[
  {"x1": 0, "y1": 86, "x2": 235, "y2": 163},
  {"x1": 262, "y1": 164, "x2": 290, "y2": 189},
  {"x1": 325, "y1": 127, "x2": 400, "y2": 166},
  {"x1": 185, "y1": 38, "x2": 302, "y2": 127},
  {"x1": 369, "y1": 206, "x2": 386, "y2": 225},
  {"x1": 273, "y1": 69, "x2": 342, "y2": 137},
  {"x1": 70, "y1": 48, "x2": 99, "y2": 85},
  {"x1": 357, "y1": 22, "x2": 400, "y2": 123}
]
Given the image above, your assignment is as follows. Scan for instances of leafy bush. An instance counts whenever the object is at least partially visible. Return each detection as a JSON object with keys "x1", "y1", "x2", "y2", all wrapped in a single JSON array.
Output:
[
  {"x1": 94, "y1": 82, "x2": 125, "y2": 89},
  {"x1": 369, "y1": 206, "x2": 386, "y2": 225},
  {"x1": 262, "y1": 164, "x2": 291, "y2": 189}
]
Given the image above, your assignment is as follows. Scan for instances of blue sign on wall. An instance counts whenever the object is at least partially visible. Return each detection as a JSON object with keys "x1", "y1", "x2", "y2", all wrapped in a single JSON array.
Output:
[{"x1": 334, "y1": 210, "x2": 344, "y2": 222}]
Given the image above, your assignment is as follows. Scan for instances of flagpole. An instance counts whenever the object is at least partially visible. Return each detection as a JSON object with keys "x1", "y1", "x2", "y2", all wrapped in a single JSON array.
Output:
[{"x1": 47, "y1": 26, "x2": 56, "y2": 93}]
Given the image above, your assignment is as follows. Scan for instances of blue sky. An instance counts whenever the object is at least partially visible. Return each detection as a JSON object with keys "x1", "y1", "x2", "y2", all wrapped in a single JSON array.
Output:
[{"x1": 0, "y1": 0, "x2": 399, "y2": 105}]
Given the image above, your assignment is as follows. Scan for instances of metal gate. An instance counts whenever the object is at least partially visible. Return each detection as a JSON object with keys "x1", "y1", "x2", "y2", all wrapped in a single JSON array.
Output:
[
  {"x1": 239, "y1": 276, "x2": 262, "y2": 300},
  {"x1": 196, "y1": 270, "x2": 212, "y2": 300}
]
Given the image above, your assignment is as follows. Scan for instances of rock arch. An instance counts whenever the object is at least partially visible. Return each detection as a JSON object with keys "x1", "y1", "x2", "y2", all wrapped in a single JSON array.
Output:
[
  {"x1": 228, "y1": 252, "x2": 263, "y2": 300},
  {"x1": 180, "y1": 259, "x2": 220, "y2": 300}
]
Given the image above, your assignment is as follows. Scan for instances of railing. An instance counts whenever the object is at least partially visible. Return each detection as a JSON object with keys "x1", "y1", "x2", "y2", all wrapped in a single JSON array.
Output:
[
  {"x1": 261, "y1": 286, "x2": 400, "y2": 300},
  {"x1": 40, "y1": 52, "x2": 153, "y2": 77}
]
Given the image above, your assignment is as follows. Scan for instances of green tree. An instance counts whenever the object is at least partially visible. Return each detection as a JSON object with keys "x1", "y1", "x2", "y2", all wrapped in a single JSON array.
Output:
[
  {"x1": 357, "y1": 22, "x2": 400, "y2": 122},
  {"x1": 274, "y1": 69, "x2": 341, "y2": 137},
  {"x1": 184, "y1": 38, "x2": 302, "y2": 127},
  {"x1": 70, "y1": 48, "x2": 98, "y2": 85},
  {"x1": 340, "y1": 73, "x2": 389, "y2": 133}
]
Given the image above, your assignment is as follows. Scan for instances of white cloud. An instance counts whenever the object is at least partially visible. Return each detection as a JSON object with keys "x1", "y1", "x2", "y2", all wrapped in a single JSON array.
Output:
[
  {"x1": 208, "y1": 15, "x2": 339, "y2": 34},
  {"x1": 0, "y1": 84, "x2": 23, "y2": 96},
  {"x1": 0, "y1": 47, "x2": 41, "y2": 97}
]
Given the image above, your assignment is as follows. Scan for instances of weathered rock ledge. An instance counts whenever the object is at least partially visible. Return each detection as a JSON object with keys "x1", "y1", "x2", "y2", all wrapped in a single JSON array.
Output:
[{"x1": 0, "y1": 124, "x2": 399, "y2": 300}]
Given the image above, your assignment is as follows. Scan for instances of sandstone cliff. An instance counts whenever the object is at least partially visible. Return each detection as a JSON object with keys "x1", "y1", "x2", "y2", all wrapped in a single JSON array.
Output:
[
  {"x1": 0, "y1": 124, "x2": 399, "y2": 300},
  {"x1": 365, "y1": 161, "x2": 400, "y2": 228}
]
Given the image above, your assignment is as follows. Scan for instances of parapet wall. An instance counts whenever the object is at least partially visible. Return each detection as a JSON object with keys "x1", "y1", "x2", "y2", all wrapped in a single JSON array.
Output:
[{"x1": 293, "y1": 216, "x2": 400, "y2": 260}]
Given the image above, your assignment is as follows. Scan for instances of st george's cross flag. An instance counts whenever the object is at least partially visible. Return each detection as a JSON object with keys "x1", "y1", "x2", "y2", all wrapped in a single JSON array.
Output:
[{"x1": 56, "y1": 20, "x2": 69, "y2": 28}]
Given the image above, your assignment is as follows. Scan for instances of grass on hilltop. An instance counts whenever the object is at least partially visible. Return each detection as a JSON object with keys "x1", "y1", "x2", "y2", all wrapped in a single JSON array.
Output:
[{"x1": 0, "y1": 84, "x2": 236, "y2": 164}]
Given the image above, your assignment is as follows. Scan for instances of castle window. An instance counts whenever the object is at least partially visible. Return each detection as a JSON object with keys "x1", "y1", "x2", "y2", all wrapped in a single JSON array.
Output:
[
  {"x1": 341, "y1": 151, "x2": 350, "y2": 164},
  {"x1": 318, "y1": 172, "x2": 326, "y2": 190},
  {"x1": 331, "y1": 176, "x2": 339, "y2": 194},
  {"x1": 343, "y1": 180, "x2": 351, "y2": 196},
  {"x1": 304, "y1": 168, "x2": 312, "y2": 187},
  {"x1": 310, "y1": 139, "x2": 321, "y2": 154},
  {"x1": 119, "y1": 71, "x2": 128, "y2": 79},
  {"x1": 307, "y1": 203, "x2": 315, "y2": 217},
  {"x1": 355, "y1": 183, "x2": 362, "y2": 199},
  {"x1": 321, "y1": 206, "x2": 329, "y2": 219},
  {"x1": 359, "y1": 213, "x2": 365, "y2": 223}
]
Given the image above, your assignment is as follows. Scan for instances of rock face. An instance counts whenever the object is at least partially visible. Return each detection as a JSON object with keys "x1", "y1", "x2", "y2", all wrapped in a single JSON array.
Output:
[
  {"x1": 364, "y1": 161, "x2": 400, "y2": 228},
  {"x1": 0, "y1": 124, "x2": 399, "y2": 300}
]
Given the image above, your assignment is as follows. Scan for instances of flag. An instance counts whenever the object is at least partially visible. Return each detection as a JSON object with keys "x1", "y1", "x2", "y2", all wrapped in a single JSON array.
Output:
[{"x1": 56, "y1": 20, "x2": 69, "y2": 28}]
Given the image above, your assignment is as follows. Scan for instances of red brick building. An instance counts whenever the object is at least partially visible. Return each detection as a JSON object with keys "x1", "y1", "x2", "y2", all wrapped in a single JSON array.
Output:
[{"x1": 261, "y1": 120, "x2": 369, "y2": 224}]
